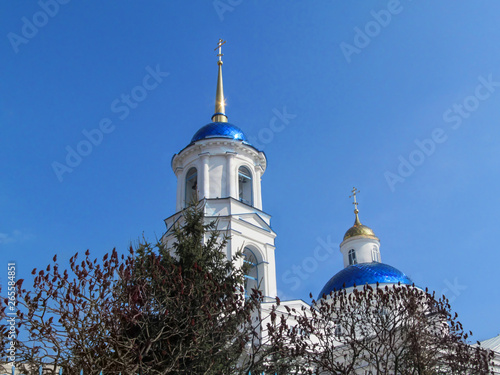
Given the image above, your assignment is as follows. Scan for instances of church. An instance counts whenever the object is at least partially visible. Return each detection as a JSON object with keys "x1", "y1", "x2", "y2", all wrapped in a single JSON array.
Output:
[
  {"x1": 161, "y1": 40, "x2": 500, "y2": 372},
  {"x1": 162, "y1": 39, "x2": 414, "y2": 308}
]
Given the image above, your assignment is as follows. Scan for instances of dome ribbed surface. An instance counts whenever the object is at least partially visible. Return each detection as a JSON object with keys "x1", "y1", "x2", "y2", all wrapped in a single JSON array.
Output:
[
  {"x1": 191, "y1": 122, "x2": 249, "y2": 143},
  {"x1": 343, "y1": 223, "x2": 378, "y2": 241},
  {"x1": 318, "y1": 262, "x2": 412, "y2": 299}
]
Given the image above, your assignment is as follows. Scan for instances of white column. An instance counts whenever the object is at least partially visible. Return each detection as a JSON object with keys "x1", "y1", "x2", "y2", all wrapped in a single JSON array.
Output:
[
  {"x1": 200, "y1": 154, "x2": 210, "y2": 200},
  {"x1": 227, "y1": 152, "x2": 237, "y2": 199},
  {"x1": 175, "y1": 168, "x2": 183, "y2": 212},
  {"x1": 264, "y1": 246, "x2": 277, "y2": 299},
  {"x1": 255, "y1": 167, "x2": 262, "y2": 210}
]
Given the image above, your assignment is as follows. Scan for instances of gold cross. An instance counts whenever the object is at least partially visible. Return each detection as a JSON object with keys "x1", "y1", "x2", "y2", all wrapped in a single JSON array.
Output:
[
  {"x1": 214, "y1": 39, "x2": 226, "y2": 62},
  {"x1": 349, "y1": 187, "x2": 360, "y2": 210}
]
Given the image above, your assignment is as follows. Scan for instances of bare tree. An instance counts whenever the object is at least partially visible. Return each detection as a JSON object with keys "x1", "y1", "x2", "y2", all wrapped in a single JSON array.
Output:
[
  {"x1": 2, "y1": 204, "x2": 267, "y2": 374},
  {"x1": 265, "y1": 284, "x2": 493, "y2": 375}
]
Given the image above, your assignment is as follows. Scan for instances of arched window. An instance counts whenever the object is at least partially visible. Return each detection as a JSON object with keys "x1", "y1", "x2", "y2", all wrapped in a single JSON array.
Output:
[
  {"x1": 185, "y1": 167, "x2": 198, "y2": 207},
  {"x1": 238, "y1": 166, "x2": 253, "y2": 206},
  {"x1": 243, "y1": 247, "x2": 258, "y2": 298},
  {"x1": 348, "y1": 249, "x2": 357, "y2": 265},
  {"x1": 371, "y1": 246, "x2": 380, "y2": 262}
]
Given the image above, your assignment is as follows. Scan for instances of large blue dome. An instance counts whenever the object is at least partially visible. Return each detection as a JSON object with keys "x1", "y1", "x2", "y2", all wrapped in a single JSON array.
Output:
[
  {"x1": 191, "y1": 122, "x2": 249, "y2": 144},
  {"x1": 318, "y1": 262, "x2": 413, "y2": 299}
]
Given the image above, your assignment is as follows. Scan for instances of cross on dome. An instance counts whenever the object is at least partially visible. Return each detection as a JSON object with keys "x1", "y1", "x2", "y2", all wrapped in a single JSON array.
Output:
[
  {"x1": 350, "y1": 187, "x2": 360, "y2": 214},
  {"x1": 343, "y1": 186, "x2": 378, "y2": 241}
]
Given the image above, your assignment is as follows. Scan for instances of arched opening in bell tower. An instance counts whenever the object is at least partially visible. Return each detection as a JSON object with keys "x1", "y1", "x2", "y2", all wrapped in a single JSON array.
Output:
[
  {"x1": 243, "y1": 247, "x2": 259, "y2": 298},
  {"x1": 238, "y1": 166, "x2": 253, "y2": 206},
  {"x1": 185, "y1": 167, "x2": 198, "y2": 207}
]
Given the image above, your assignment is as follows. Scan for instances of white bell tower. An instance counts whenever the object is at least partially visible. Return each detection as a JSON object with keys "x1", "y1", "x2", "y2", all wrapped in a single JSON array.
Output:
[{"x1": 163, "y1": 40, "x2": 277, "y2": 302}]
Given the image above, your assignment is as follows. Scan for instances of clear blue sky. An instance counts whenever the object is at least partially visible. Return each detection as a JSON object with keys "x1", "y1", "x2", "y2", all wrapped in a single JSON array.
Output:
[{"x1": 1, "y1": 1, "x2": 499, "y2": 341}]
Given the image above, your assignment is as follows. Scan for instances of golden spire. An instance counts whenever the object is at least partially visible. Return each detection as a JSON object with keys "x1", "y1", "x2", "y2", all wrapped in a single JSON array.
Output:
[
  {"x1": 350, "y1": 187, "x2": 362, "y2": 226},
  {"x1": 212, "y1": 39, "x2": 228, "y2": 123}
]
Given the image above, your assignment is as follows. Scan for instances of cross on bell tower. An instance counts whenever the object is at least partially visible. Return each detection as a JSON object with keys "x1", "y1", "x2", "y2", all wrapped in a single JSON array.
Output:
[{"x1": 215, "y1": 38, "x2": 226, "y2": 64}]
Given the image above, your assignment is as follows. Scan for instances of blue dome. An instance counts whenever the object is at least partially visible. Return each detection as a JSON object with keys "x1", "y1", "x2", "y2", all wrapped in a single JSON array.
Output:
[
  {"x1": 318, "y1": 263, "x2": 413, "y2": 299},
  {"x1": 191, "y1": 122, "x2": 249, "y2": 144}
]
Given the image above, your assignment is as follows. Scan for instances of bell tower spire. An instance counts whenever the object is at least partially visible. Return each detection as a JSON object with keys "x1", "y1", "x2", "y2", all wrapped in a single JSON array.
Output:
[{"x1": 212, "y1": 39, "x2": 228, "y2": 123}]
